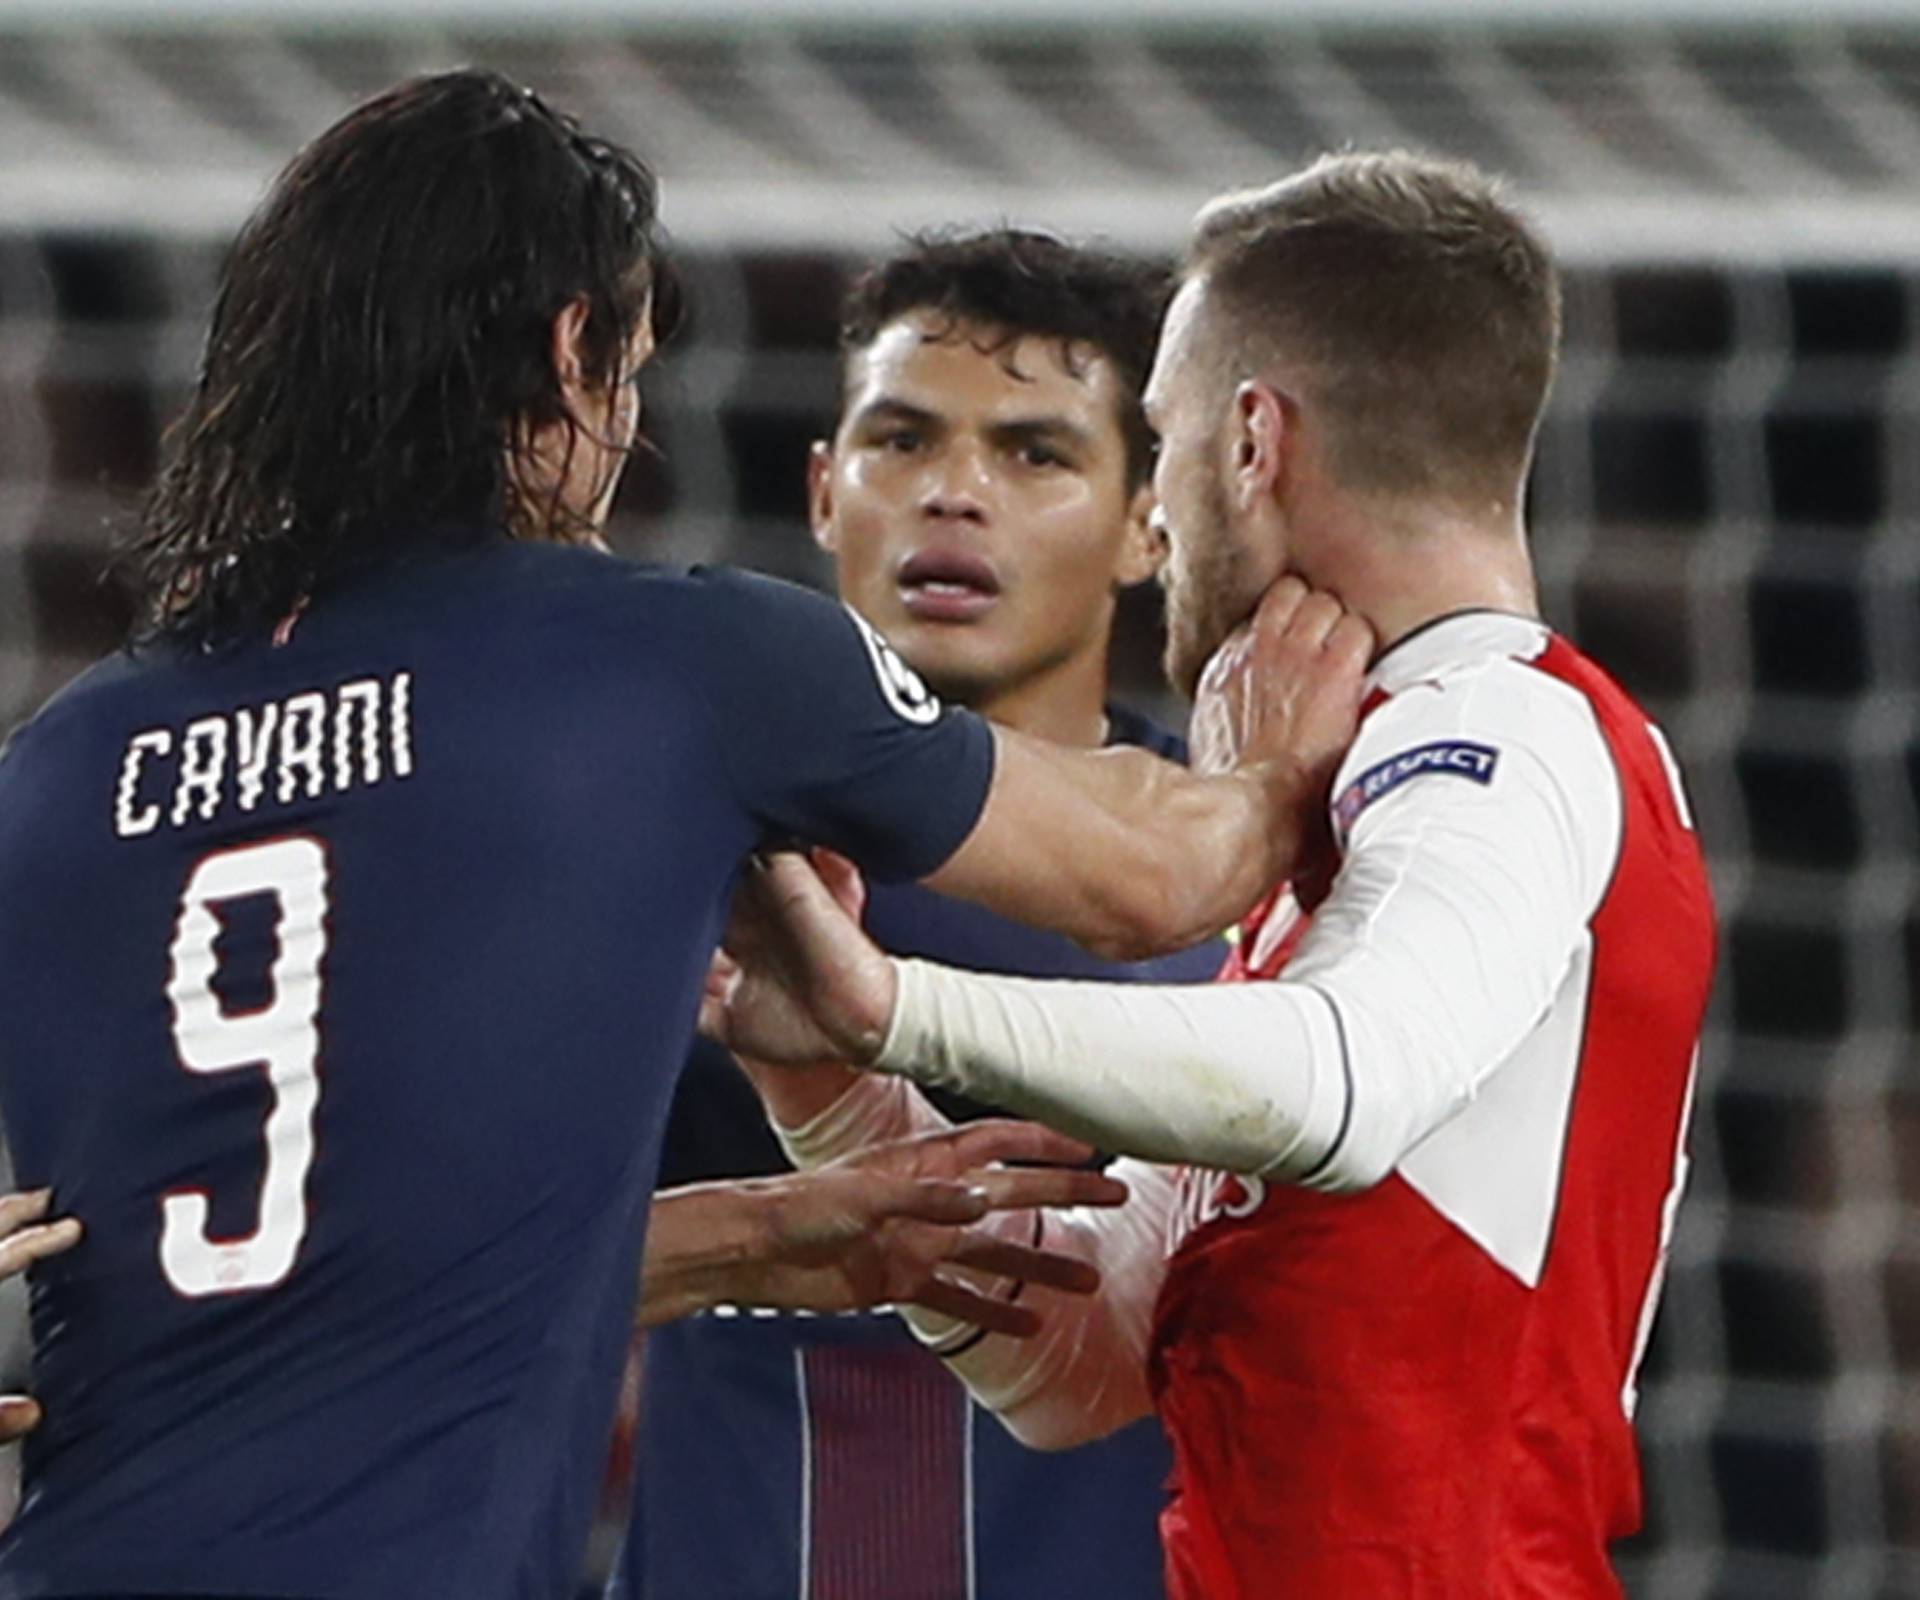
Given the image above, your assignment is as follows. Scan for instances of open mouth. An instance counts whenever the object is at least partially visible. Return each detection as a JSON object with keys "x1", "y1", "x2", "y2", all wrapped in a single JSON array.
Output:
[{"x1": 896, "y1": 549, "x2": 1003, "y2": 622}]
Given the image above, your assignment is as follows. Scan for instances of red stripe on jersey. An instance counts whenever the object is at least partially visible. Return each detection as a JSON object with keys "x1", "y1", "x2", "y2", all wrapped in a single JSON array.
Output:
[
  {"x1": 1148, "y1": 633, "x2": 1715, "y2": 1600},
  {"x1": 802, "y1": 1345, "x2": 971, "y2": 1600}
]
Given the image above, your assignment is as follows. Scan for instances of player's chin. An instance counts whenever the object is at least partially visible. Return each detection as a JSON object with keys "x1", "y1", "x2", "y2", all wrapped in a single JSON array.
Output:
[{"x1": 899, "y1": 634, "x2": 1011, "y2": 708}]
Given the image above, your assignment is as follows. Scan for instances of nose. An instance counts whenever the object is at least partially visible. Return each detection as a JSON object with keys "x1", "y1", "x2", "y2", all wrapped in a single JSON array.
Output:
[{"x1": 920, "y1": 441, "x2": 991, "y2": 524}]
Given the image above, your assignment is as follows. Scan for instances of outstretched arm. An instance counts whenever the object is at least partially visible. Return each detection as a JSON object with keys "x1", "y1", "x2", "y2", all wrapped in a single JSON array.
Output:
[
  {"x1": 696, "y1": 568, "x2": 1365, "y2": 965},
  {"x1": 706, "y1": 660, "x2": 1619, "y2": 1188},
  {"x1": 923, "y1": 579, "x2": 1369, "y2": 959}
]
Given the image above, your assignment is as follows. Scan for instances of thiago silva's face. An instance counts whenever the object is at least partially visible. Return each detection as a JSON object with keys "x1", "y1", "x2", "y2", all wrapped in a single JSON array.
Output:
[
  {"x1": 1145, "y1": 278, "x2": 1275, "y2": 698},
  {"x1": 813, "y1": 312, "x2": 1156, "y2": 709}
]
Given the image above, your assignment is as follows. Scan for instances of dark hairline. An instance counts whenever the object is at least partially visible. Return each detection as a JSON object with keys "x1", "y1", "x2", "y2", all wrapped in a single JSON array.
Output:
[
  {"x1": 834, "y1": 230, "x2": 1167, "y2": 489},
  {"x1": 835, "y1": 307, "x2": 1148, "y2": 487}
]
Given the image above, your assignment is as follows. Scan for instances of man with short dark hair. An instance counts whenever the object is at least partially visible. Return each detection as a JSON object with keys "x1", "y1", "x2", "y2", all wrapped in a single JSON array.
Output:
[
  {"x1": 0, "y1": 76, "x2": 1368, "y2": 1598},
  {"x1": 709, "y1": 151, "x2": 1716, "y2": 1598},
  {"x1": 622, "y1": 228, "x2": 1211, "y2": 1600}
]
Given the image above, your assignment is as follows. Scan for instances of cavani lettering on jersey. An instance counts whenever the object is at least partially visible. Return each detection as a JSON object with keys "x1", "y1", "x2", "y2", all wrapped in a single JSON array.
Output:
[
  {"x1": 113, "y1": 672, "x2": 415, "y2": 839},
  {"x1": 1334, "y1": 739, "x2": 1499, "y2": 838}
]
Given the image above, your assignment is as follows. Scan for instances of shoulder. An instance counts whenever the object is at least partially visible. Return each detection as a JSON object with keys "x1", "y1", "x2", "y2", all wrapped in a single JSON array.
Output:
[
  {"x1": 1352, "y1": 645, "x2": 1616, "y2": 784},
  {"x1": 455, "y1": 543, "x2": 812, "y2": 612},
  {"x1": 476, "y1": 551, "x2": 865, "y2": 679},
  {"x1": 640, "y1": 563, "x2": 868, "y2": 654},
  {"x1": 1337, "y1": 627, "x2": 1623, "y2": 890},
  {"x1": 2, "y1": 648, "x2": 154, "y2": 759},
  {"x1": 430, "y1": 548, "x2": 876, "y2": 663}
]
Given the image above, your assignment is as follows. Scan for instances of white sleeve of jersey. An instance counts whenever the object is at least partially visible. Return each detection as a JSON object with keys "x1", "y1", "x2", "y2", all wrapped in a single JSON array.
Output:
[
  {"x1": 873, "y1": 655, "x2": 1623, "y2": 1191},
  {"x1": 770, "y1": 1073, "x2": 1166, "y2": 1450},
  {"x1": 771, "y1": 1070, "x2": 951, "y2": 1169},
  {"x1": 1283, "y1": 657, "x2": 1621, "y2": 1185}
]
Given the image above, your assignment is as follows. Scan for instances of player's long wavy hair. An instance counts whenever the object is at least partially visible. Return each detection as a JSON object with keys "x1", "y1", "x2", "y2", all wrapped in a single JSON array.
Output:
[{"x1": 129, "y1": 69, "x2": 679, "y2": 649}]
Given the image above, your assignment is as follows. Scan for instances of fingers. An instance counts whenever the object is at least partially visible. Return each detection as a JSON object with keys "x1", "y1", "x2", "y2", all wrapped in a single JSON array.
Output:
[
  {"x1": 1326, "y1": 613, "x2": 1375, "y2": 675},
  {"x1": 1195, "y1": 619, "x2": 1254, "y2": 703},
  {"x1": 719, "y1": 871, "x2": 779, "y2": 965},
  {"x1": 1251, "y1": 573, "x2": 1308, "y2": 636},
  {"x1": 948, "y1": 1236, "x2": 1101, "y2": 1295},
  {"x1": 909, "y1": 1277, "x2": 1042, "y2": 1340},
  {"x1": 0, "y1": 1190, "x2": 81, "y2": 1280},
  {"x1": 0, "y1": 1217, "x2": 82, "y2": 1280},
  {"x1": 0, "y1": 1396, "x2": 42, "y2": 1444},
  {"x1": 1248, "y1": 574, "x2": 1372, "y2": 659},
  {"x1": 965, "y1": 1166, "x2": 1129, "y2": 1214},
  {"x1": 1255, "y1": 581, "x2": 1343, "y2": 660},
  {"x1": 696, "y1": 952, "x2": 741, "y2": 1041},
  {"x1": 809, "y1": 848, "x2": 868, "y2": 921},
  {"x1": 932, "y1": 1119, "x2": 1100, "y2": 1175},
  {"x1": 860, "y1": 1175, "x2": 990, "y2": 1229},
  {"x1": 745, "y1": 852, "x2": 896, "y2": 1061},
  {"x1": 0, "y1": 1189, "x2": 52, "y2": 1235},
  {"x1": 754, "y1": 851, "x2": 839, "y2": 927},
  {"x1": 1288, "y1": 592, "x2": 1345, "y2": 652}
]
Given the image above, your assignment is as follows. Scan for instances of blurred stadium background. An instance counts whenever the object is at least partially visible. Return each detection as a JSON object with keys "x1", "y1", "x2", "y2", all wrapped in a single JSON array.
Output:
[{"x1": 0, "y1": 0, "x2": 1916, "y2": 1595}]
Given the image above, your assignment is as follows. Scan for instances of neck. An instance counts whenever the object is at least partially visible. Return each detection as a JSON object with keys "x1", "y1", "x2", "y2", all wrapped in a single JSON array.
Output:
[
  {"x1": 1309, "y1": 495, "x2": 1539, "y2": 655},
  {"x1": 963, "y1": 644, "x2": 1113, "y2": 748}
]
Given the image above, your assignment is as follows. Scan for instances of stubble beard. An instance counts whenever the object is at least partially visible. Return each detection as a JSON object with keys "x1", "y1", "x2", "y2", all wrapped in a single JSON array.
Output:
[{"x1": 1162, "y1": 475, "x2": 1250, "y2": 700}]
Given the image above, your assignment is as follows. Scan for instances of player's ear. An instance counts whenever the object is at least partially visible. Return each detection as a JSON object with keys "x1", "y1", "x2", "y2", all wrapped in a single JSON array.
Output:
[
  {"x1": 1112, "y1": 482, "x2": 1163, "y2": 589},
  {"x1": 1232, "y1": 380, "x2": 1291, "y2": 511},
  {"x1": 808, "y1": 440, "x2": 838, "y2": 554},
  {"x1": 550, "y1": 297, "x2": 594, "y2": 413}
]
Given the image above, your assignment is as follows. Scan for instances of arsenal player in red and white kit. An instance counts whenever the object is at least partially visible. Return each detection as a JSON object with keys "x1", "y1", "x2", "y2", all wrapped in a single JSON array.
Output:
[{"x1": 711, "y1": 151, "x2": 1716, "y2": 1599}]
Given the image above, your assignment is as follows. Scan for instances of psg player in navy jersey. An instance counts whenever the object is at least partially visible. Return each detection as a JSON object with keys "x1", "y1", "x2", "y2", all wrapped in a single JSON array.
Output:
[
  {"x1": 0, "y1": 72, "x2": 1367, "y2": 1600},
  {"x1": 623, "y1": 231, "x2": 1217, "y2": 1600}
]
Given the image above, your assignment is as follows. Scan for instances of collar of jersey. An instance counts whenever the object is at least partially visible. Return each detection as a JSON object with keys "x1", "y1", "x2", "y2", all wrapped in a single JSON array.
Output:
[{"x1": 1367, "y1": 608, "x2": 1550, "y2": 696}]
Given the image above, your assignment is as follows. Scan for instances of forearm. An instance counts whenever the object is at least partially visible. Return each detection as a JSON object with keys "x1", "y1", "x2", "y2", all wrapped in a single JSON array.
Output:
[
  {"x1": 638, "y1": 1181, "x2": 780, "y2": 1328},
  {"x1": 926, "y1": 731, "x2": 1301, "y2": 962},
  {"x1": 1030, "y1": 738, "x2": 1303, "y2": 956},
  {"x1": 876, "y1": 764, "x2": 1594, "y2": 1189},
  {"x1": 901, "y1": 1160, "x2": 1170, "y2": 1449},
  {"x1": 875, "y1": 959, "x2": 1359, "y2": 1180}
]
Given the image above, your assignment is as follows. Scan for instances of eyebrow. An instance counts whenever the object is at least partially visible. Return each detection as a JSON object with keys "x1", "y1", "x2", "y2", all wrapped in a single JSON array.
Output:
[
  {"x1": 990, "y1": 416, "x2": 1097, "y2": 454},
  {"x1": 848, "y1": 399, "x2": 1098, "y2": 456},
  {"x1": 848, "y1": 397, "x2": 941, "y2": 432}
]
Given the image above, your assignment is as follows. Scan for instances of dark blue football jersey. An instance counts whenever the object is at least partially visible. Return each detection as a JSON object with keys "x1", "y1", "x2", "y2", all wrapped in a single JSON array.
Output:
[
  {"x1": 0, "y1": 534, "x2": 995, "y2": 1600},
  {"x1": 619, "y1": 708, "x2": 1222, "y2": 1600}
]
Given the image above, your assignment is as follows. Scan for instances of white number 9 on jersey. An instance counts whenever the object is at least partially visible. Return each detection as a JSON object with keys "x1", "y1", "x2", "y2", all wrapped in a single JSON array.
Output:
[{"x1": 161, "y1": 836, "x2": 327, "y2": 1297}]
